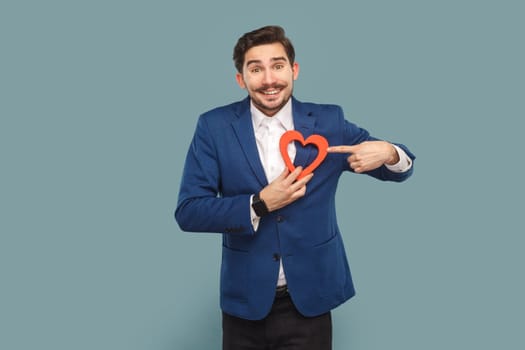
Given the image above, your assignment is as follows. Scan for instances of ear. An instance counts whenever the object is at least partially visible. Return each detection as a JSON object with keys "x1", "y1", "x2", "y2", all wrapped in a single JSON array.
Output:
[
  {"x1": 292, "y1": 62, "x2": 300, "y2": 81},
  {"x1": 235, "y1": 73, "x2": 246, "y2": 89}
]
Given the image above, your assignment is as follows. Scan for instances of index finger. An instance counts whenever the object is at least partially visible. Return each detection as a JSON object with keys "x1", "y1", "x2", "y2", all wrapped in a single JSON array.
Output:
[
  {"x1": 326, "y1": 145, "x2": 357, "y2": 154},
  {"x1": 283, "y1": 166, "x2": 303, "y2": 185},
  {"x1": 289, "y1": 172, "x2": 314, "y2": 191}
]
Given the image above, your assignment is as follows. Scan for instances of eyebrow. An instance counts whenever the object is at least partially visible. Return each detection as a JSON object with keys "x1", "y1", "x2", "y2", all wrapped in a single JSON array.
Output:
[{"x1": 246, "y1": 56, "x2": 288, "y2": 67}]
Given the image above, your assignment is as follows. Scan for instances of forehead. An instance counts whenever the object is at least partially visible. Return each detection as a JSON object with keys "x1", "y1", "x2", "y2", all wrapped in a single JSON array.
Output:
[{"x1": 244, "y1": 43, "x2": 288, "y2": 65}]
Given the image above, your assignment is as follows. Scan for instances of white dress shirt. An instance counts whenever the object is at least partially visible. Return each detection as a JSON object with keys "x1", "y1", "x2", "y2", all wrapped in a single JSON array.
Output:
[{"x1": 249, "y1": 99, "x2": 412, "y2": 286}]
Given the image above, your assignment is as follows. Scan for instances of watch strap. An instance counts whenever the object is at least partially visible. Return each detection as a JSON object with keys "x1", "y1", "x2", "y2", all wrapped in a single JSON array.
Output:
[{"x1": 252, "y1": 193, "x2": 269, "y2": 217}]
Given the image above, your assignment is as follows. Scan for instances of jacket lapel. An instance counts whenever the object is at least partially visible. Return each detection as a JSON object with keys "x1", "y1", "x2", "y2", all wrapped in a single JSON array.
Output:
[{"x1": 231, "y1": 98, "x2": 268, "y2": 187}]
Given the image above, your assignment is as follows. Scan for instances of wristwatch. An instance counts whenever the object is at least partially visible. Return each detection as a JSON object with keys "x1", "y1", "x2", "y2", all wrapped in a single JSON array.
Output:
[{"x1": 252, "y1": 193, "x2": 269, "y2": 217}]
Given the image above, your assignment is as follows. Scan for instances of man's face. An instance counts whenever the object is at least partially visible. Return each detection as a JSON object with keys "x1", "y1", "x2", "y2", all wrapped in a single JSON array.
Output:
[{"x1": 236, "y1": 43, "x2": 299, "y2": 117}]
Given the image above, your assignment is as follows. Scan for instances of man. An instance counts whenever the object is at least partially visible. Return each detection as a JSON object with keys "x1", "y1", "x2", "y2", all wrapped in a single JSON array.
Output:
[{"x1": 175, "y1": 25, "x2": 415, "y2": 350}]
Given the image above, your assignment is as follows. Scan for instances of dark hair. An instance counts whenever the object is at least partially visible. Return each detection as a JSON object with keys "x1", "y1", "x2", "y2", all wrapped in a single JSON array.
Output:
[{"x1": 233, "y1": 25, "x2": 296, "y2": 73}]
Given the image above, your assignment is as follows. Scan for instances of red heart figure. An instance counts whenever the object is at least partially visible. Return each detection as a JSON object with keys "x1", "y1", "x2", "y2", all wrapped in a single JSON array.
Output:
[{"x1": 279, "y1": 130, "x2": 329, "y2": 180}]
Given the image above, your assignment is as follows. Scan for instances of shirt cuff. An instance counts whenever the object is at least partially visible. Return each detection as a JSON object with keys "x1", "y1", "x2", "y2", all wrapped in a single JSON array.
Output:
[
  {"x1": 250, "y1": 195, "x2": 260, "y2": 231},
  {"x1": 385, "y1": 145, "x2": 412, "y2": 173}
]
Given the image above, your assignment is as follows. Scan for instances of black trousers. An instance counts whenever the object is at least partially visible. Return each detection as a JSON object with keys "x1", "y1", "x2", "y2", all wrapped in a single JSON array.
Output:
[{"x1": 222, "y1": 288, "x2": 332, "y2": 350}]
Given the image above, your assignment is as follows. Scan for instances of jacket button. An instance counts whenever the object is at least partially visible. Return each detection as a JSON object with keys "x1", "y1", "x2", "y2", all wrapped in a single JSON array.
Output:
[
  {"x1": 276, "y1": 215, "x2": 284, "y2": 223},
  {"x1": 272, "y1": 253, "x2": 280, "y2": 261}
]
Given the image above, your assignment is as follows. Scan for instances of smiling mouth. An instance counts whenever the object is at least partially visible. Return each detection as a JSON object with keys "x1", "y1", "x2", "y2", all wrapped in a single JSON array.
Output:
[
  {"x1": 262, "y1": 89, "x2": 280, "y2": 95},
  {"x1": 257, "y1": 84, "x2": 286, "y2": 96}
]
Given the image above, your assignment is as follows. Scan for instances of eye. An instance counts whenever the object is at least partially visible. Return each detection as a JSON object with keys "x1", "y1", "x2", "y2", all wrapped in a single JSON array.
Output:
[
  {"x1": 250, "y1": 67, "x2": 261, "y2": 73},
  {"x1": 274, "y1": 64, "x2": 284, "y2": 70}
]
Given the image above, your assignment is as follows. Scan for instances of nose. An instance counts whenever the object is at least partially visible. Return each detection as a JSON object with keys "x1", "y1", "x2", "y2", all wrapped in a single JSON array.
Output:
[{"x1": 262, "y1": 69, "x2": 276, "y2": 85}]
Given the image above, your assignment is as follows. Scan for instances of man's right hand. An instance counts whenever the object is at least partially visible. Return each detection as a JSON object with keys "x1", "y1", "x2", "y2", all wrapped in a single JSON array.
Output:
[{"x1": 259, "y1": 167, "x2": 314, "y2": 212}]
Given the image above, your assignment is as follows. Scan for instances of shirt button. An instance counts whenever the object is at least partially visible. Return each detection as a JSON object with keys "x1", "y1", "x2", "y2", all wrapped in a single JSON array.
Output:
[
  {"x1": 276, "y1": 215, "x2": 284, "y2": 223},
  {"x1": 272, "y1": 253, "x2": 280, "y2": 261}
]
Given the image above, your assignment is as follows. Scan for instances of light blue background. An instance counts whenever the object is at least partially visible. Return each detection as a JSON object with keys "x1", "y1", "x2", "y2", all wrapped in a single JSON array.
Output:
[{"x1": 1, "y1": 1, "x2": 523, "y2": 349}]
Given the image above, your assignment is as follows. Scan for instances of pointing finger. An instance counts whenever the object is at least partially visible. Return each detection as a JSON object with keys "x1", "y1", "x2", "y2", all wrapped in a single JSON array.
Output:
[{"x1": 327, "y1": 145, "x2": 358, "y2": 154}]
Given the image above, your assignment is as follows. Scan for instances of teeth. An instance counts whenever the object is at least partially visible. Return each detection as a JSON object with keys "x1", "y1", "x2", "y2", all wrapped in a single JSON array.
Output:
[{"x1": 263, "y1": 90, "x2": 279, "y2": 95}]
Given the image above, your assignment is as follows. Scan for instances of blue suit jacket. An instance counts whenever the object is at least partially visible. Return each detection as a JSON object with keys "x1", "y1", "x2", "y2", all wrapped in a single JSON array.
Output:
[{"x1": 175, "y1": 97, "x2": 415, "y2": 320}]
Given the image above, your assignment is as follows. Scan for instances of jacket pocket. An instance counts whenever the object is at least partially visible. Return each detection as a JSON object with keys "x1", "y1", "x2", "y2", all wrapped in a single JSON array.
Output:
[{"x1": 307, "y1": 234, "x2": 347, "y2": 297}]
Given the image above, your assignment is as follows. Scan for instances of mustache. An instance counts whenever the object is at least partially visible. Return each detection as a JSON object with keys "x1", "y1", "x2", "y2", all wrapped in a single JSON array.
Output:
[{"x1": 255, "y1": 84, "x2": 287, "y2": 93}]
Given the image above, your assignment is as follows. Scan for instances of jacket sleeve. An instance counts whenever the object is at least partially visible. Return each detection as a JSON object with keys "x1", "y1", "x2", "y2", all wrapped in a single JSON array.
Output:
[{"x1": 175, "y1": 115, "x2": 255, "y2": 235}]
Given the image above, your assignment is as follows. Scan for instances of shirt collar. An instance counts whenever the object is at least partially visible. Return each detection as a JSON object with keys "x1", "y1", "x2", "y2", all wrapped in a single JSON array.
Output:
[{"x1": 251, "y1": 98, "x2": 294, "y2": 131}]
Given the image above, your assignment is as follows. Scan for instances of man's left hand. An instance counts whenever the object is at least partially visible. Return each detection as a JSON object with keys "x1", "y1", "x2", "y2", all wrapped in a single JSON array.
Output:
[{"x1": 327, "y1": 141, "x2": 399, "y2": 173}]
